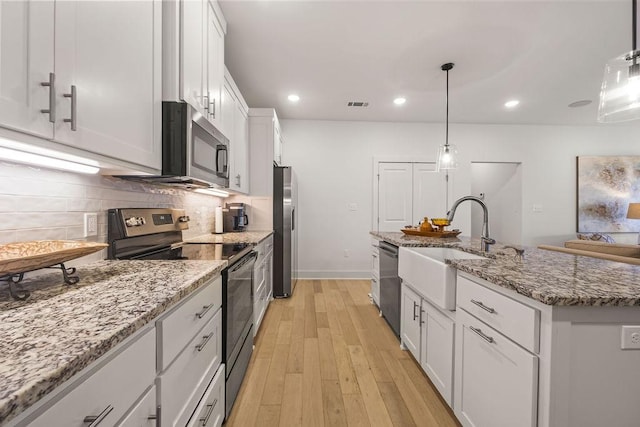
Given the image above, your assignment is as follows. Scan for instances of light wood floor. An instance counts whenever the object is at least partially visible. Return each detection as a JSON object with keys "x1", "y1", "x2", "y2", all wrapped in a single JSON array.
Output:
[{"x1": 225, "y1": 279, "x2": 460, "y2": 427}]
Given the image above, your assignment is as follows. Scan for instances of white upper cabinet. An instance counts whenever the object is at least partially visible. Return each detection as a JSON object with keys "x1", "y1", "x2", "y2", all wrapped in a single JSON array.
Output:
[
  {"x1": 0, "y1": 0, "x2": 161, "y2": 172},
  {"x1": 223, "y1": 69, "x2": 249, "y2": 194},
  {"x1": 54, "y1": 0, "x2": 161, "y2": 170},
  {"x1": 180, "y1": 0, "x2": 206, "y2": 114},
  {"x1": 206, "y1": 0, "x2": 225, "y2": 128},
  {"x1": 248, "y1": 108, "x2": 282, "y2": 196},
  {"x1": 0, "y1": 0, "x2": 54, "y2": 140}
]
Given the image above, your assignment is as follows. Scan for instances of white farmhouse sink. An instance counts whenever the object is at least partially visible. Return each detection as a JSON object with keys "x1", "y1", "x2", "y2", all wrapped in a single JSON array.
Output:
[{"x1": 398, "y1": 247, "x2": 486, "y2": 310}]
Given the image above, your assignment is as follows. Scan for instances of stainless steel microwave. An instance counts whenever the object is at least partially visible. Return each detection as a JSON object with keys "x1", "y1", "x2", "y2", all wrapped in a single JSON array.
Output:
[{"x1": 117, "y1": 102, "x2": 229, "y2": 189}]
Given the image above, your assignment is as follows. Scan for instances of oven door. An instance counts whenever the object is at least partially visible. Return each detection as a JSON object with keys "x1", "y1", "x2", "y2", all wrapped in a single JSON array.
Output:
[{"x1": 223, "y1": 251, "x2": 257, "y2": 366}]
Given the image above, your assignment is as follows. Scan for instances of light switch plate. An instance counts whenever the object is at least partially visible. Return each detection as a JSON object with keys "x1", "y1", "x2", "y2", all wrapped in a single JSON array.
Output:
[{"x1": 84, "y1": 213, "x2": 98, "y2": 237}]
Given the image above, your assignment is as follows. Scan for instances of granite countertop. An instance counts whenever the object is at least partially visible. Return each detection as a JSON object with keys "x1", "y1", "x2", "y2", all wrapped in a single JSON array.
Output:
[
  {"x1": 371, "y1": 231, "x2": 640, "y2": 307},
  {"x1": 186, "y1": 230, "x2": 273, "y2": 245},
  {"x1": 0, "y1": 259, "x2": 226, "y2": 424}
]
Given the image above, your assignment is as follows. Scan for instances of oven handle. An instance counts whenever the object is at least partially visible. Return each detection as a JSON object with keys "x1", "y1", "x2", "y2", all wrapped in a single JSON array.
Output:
[{"x1": 230, "y1": 251, "x2": 257, "y2": 272}]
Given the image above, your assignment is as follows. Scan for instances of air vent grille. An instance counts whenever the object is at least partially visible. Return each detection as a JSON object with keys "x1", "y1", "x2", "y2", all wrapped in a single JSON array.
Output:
[{"x1": 347, "y1": 101, "x2": 369, "y2": 107}]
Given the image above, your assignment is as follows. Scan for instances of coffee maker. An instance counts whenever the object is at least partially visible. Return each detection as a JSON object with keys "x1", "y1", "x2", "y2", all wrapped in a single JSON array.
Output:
[{"x1": 222, "y1": 203, "x2": 249, "y2": 232}]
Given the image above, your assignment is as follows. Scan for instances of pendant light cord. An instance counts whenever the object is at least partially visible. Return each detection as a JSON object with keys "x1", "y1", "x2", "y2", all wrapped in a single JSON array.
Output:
[
  {"x1": 634, "y1": 0, "x2": 637, "y2": 51},
  {"x1": 445, "y1": 68, "x2": 449, "y2": 149}
]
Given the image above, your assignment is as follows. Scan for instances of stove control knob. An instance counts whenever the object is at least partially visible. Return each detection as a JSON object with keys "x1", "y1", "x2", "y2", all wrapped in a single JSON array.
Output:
[
  {"x1": 125, "y1": 216, "x2": 146, "y2": 227},
  {"x1": 178, "y1": 215, "x2": 190, "y2": 223}
]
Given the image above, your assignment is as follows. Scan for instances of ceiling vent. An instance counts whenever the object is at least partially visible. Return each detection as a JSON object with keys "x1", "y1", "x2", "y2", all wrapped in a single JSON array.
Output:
[{"x1": 347, "y1": 101, "x2": 369, "y2": 107}]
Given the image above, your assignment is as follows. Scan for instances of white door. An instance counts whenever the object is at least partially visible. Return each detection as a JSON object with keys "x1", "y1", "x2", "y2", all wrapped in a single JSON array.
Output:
[
  {"x1": 181, "y1": 0, "x2": 206, "y2": 115},
  {"x1": 400, "y1": 285, "x2": 421, "y2": 361},
  {"x1": 377, "y1": 162, "x2": 412, "y2": 231},
  {"x1": 456, "y1": 310, "x2": 538, "y2": 427},
  {"x1": 470, "y1": 162, "x2": 522, "y2": 244},
  {"x1": 206, "y1": 2, "x2": 224, "y2": 127},
  {"x1": 54, "y1": 0, "x2": 161, "y2": 169},
  {"x1": 421, "y1": 303, "x2": 454, "y2": 405},
  {"x1": 413, "y1": 162, "x2": 450, "y2": 223},
  {"x1": 0, "y1": 0, "x2": 54, "y2": 139}
]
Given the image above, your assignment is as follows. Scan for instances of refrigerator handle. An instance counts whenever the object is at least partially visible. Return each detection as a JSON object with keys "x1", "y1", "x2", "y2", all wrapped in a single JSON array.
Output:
[{"x1": 292, "y1": 208, "x2": 295, "y2": 230}]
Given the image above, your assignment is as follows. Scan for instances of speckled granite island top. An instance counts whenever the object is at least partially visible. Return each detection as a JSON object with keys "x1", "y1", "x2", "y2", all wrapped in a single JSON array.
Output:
[
  {"x1": 371, "y1": 231, "x2": 640, "y2": 307},
  {"x1": 0, "y1": 259, "x2": 226, "y2": 424},
  {"x1": 186, "y1": 230, "x2": 273, "y2": 245}
]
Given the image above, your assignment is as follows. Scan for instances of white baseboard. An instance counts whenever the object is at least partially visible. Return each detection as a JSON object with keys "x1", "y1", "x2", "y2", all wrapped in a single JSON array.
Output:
[{"x1": 297, "y1": 270, "x2": 370, "y2": 279}]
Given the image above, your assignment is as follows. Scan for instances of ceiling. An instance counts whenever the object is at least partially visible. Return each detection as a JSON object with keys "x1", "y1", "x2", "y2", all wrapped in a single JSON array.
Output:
[{"x1": 219, "y1": 0, "x2": 639, "y2": 126}]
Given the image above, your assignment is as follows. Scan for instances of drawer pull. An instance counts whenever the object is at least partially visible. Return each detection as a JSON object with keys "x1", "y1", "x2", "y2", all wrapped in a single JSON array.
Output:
[
  {"x1": 471, "y1": 299, "x2": 496, "y2": 314},
  {"x1": 196, "y1": 304, "x2": 214, "y2": 319},
  {"x1": 83, "y1": 405, "x2": 114, "y2": 426},
  {"x1": 195, "y1": 333, "x2": 214, "y2": 351},
  {"x1": 200, "y1": 398, "x2": 218, "y2": 426},
  {"x1": 63, "y1": 85, "x2": 77, "y2": 131},
  {"x1": 469, "y1": 326, "x2": 495, "y2": 344},
  {"x1": 412, "y1": 301, "x2": 419, "y2": 321}
]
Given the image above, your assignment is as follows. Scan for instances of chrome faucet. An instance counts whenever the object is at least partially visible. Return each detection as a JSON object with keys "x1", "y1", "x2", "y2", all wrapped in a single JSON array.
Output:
[{"x1": 447, "y1": 196, "x2": 496, "y2": 252}]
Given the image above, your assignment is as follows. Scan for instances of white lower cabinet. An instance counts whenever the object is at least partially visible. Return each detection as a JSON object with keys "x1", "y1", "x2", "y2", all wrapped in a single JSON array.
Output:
[
  {"x1": 371, "y1": 238, "x2": 380, "y2": 306},
  {"x1": 116, "y1": 385, "x2": 157, "y2": 427},
  {"x1": 187, "y1": 363, "x2": 225, "y2": 427},
  {"x1": 26, "y1": 327, "x2": 156, "y2": 427},
  {"x1": 400, "y1": 282, "x2": 455, "y2": 405},
  {"x1": 253, "y1": 236, "x2": 274, "y2": 335},
  {"x1": 455, "y1": 309, "x2": 538, "y2": 427}
]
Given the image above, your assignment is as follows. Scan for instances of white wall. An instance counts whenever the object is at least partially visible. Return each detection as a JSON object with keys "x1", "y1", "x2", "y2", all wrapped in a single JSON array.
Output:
[
  {"x1": 0, "y1": 161, "x2": 223, "y2": 267},
  {"x1": 280, "y1": 119, "x2": 640, "y2": 279}
]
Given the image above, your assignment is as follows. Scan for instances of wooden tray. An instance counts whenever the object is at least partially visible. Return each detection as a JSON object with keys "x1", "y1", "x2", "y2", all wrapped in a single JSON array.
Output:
[
  {"x1": 401, "y1": 228, "x2": 461, "y2": 238},
  {"x1": 0, "y1": 240, "x2": 108, "y2": 276}
]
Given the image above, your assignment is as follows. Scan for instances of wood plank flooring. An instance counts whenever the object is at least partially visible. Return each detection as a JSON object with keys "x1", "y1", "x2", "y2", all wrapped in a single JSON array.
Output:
[{"x1": 225, "y1": 279, "x2": 460, "y2": 427}]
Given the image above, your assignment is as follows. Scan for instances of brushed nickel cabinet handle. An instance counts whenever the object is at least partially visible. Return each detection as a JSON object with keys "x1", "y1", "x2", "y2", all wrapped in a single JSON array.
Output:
[
  {"x1": 469, "y1": 326, "x2": 495, "y2": 344},
  {"x1": 412, "y1": 301, "x2": 419, "y2": 321},
  {"x1": 63, "y1": 85, "x2": 77, "y2": 131},
  {"x1": 83, "y1": 404, "x2": 114, "y2": 426},
  {"x1": 209, "y1": 96, "x2": 215, "y2": 118},
  {"x1": 420, "y1": 307, "x2": 425, "y2": 325},
  {"x1": 200, "y1": 398, "x2": 218, "y2": 425},
  {"x1": 203, "y1": 93, "x2": 209, "y2": 110},
  {"x1": 236, "y1": 174, "x2": 241, "y2": 186},
  {"x1": 40, "y1": 72, "x2": 55, "y2": 122},
  {"x1": 195, "y1": 333, "x2": 213, "y2": 351},
  {"x1": 196, "y1": 304, "x2": 213, "y2": 319},
  {"x1": 471, "y1": 299, "x2": 496, "y2": 314}
]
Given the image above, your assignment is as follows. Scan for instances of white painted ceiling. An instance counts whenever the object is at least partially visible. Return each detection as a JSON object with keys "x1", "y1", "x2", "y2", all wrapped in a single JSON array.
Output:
[{"x1": 219, "y1": 0, "x2": 639, "y2": 126}]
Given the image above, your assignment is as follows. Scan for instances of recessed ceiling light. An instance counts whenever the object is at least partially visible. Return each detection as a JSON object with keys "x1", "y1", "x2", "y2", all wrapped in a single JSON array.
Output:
[
  {"x1": 394, "y1": 97, "x2": 406, "y2": 105},
  {"x1": 504, "y1": 100, "x2": 520, "y2": 108},
  {"x1": 568, "y1": 100, "x2": 592, "y2": 108},
  {"x1": 288, "y1": 94, "x2": 300, "y2": 102}
]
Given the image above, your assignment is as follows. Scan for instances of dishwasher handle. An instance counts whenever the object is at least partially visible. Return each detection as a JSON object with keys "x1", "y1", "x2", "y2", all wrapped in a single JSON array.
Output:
[{"x1": 378, "y1": 244, "x2": 398, "y2": 258}]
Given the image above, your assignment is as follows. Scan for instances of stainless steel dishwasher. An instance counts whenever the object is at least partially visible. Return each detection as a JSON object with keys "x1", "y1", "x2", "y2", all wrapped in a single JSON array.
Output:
[{"x1": 378, "y1": 241, "x2": 401, "y2": 338}]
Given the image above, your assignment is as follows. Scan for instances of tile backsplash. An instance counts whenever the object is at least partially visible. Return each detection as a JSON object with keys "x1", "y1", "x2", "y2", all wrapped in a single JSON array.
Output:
[{"x1": 0, "y1": 161, "x2": 224, "y2": 264}]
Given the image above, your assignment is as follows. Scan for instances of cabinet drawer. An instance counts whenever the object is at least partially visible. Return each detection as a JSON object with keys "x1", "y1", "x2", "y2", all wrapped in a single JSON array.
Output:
[
  {"x1": 158, "y1": 308, "x2": 222, "y2": 427},
  {"x1": 187, "y1": 365, "x2": 225, "y2": 427},
  {"x1": 255, "y1": 240, "x2": 266, "y2": 265},
  {"x1": 29, "y1": 328, "x2": 155, "y2": 427},
  {"x1": 157, "y1": 276, "x2": 222, "y2": 370},
  {"x1": 457, "y1": 276, "x2": 540, "y2": 353},
  {"x1": 371, "y1": 276, "x2": 380, "y2": 305},
  {"x1": 116, "y1": 385, "x2": 156, "y2": 427},
  {"x1": 456, "y1": 309, "x2": 538, "y2": 427},
  {"x1": 372, "y1": 248, "x2": 380, "y2": 278},
  {"x1": 253, "y1": 260, "x2": 265, "y2": 294}
]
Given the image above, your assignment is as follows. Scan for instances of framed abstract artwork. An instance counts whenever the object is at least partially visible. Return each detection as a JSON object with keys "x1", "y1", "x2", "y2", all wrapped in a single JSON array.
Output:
[{"x1": 577, "y1": 156, "x2": 640, "y2": 232}]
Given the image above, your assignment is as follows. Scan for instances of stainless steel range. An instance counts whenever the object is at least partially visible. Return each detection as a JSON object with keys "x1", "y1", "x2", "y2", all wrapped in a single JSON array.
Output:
[{"x1": 107, "y1": 208, "x2": 256, "y2": 420}]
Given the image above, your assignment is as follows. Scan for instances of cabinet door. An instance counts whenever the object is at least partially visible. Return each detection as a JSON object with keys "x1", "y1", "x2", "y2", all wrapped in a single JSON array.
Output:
[
  {"x1": 377, "y1": 162, "x2": 413, "y2": 231},
  {"x1": 455, "y1": 310, "x2": 538, "y2": 427},
  {"x1": 206, "y1": 2, "x2": 224, "y2": 127},
  {"x1": 0, "y1": 0, "x2": 54, "y2": 139},
  {"x1": 421, "y1": 303, "x2": 454, "y2": 405},
  {"x1": 220, "y1": 82, "x2": 235, "y2": 144},
  {"x1": 400, "y1": 284, "x2": 421, "y2": 360},
  {"x1": 180, "y1": 0, "x2": 205, "y2": 114},
  {"x1": 116, "y1": 385, "x2": 157, "y2": 427},
  {"x1": 273, "y1": 124, "x2": 282, "y2": 165},
  {"x1": 54, "y1": 0, "x2": 161, "y2": 170},
  {"x1": 232, "y1": 101, "x2": 249, "y2": 193}
]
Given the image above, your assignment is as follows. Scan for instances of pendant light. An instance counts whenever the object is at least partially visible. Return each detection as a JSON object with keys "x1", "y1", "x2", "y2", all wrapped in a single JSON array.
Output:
[
  {"x1": 597, "y1": 0, "x2": 640, "y2": 122},
  {"x1": 436, "y1": 62, "x2": 459, "y2": 171}
]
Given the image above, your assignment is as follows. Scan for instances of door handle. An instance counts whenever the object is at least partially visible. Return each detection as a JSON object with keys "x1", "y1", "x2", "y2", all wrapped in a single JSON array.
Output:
[
  {"x1": 40, "y1": 72, "x2": 55, "y2": 122},
  {"x1": 63, "y1": 85, "x2": 77, "y2": 131},
  {"x1": 412, "y1": 301, "x2": 419, "y2": 321}
]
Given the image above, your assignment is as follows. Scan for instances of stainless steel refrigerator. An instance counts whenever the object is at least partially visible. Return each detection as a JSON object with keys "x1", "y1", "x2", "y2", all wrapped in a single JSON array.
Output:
[{"x1": 273, "y1": 166, "x2": 298, "y2": 297}]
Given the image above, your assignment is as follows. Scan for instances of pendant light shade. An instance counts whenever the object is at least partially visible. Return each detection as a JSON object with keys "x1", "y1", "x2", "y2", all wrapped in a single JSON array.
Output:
[
  {"x1": 598, "y1": 0, "x2": 640, "y2": 122},
  {"x1": 436, "y1": 62, "x2": 458, "y2": 171}
]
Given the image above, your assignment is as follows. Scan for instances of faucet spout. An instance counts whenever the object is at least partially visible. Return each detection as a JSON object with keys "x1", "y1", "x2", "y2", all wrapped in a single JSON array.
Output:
[{"x1": 446, "y1": 195, "x2": 495, "y2": 251}]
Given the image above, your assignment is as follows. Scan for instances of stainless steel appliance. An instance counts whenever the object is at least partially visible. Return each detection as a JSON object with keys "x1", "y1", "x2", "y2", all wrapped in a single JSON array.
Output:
[
  {"x1": 107, "y1": 208, "x2": 255, "y2": 420},
  {"x1": 379, "y1": 241, "x2": 401, "y2": 338},
  {"x1": 273, "y1": 166, "x2": 298, "y2": 297},
  {"x1": 223, "y1": 202, "x2": 249, "y2": 232},
  {"x1": 116, "y1": 101, "x2": 229, "y2": 189}
]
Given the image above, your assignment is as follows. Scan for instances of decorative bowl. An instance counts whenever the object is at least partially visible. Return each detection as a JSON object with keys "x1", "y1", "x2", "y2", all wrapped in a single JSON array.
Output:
[
  {"x1": 0, "y1": 240, "x2": 108, "y2": 276},
  {"x1": 431, "y1": 218, "x2": 450, "y2": 226}
]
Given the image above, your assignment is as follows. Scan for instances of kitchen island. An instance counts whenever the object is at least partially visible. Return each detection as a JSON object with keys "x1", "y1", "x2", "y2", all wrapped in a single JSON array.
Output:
[
  {"x1": 371, "y1": 231, "x2": 640, "y2": 427},
  {"x1": 0, "y1": 259, "x2": 226, "y2": 425}
]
